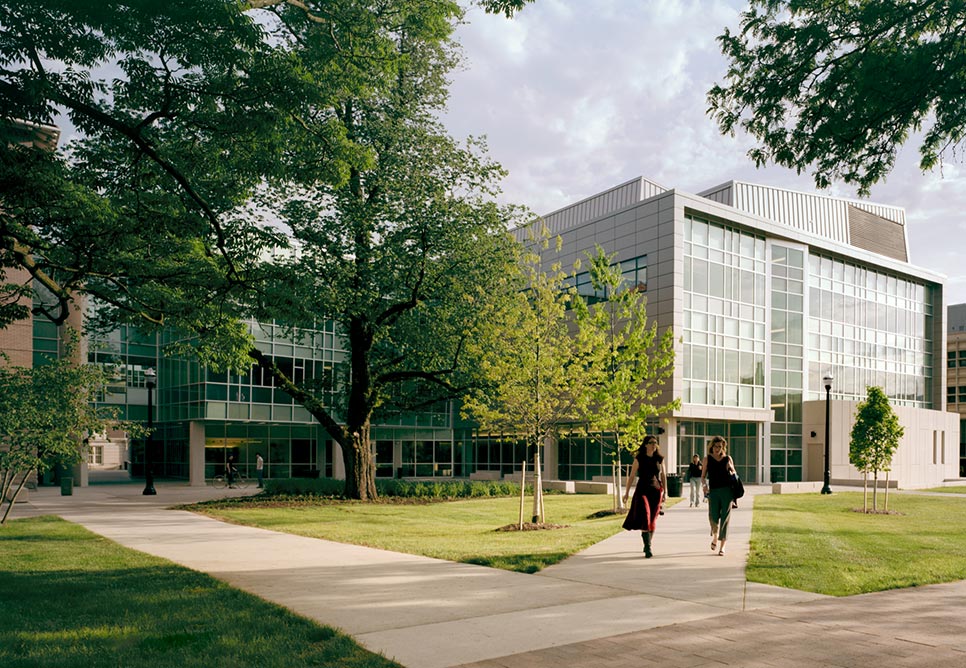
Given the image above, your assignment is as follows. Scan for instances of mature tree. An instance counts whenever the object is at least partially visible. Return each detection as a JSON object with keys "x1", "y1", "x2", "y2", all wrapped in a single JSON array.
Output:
[
  {"x1": 2, "y1": 1, "x2": 523, "y2": 501},
  {"x1": 244, "y1": 0, "x2": 523, "y2": 500},
  {"x1": 577, "y1": 247, "x2": 679, "y2": 512},
  {"x1": 0, "y1": 336, "x2": 125, "y2": 525},
  {"x1": 0, "y1": 0, "x2": 345, "y2": 367},
  {"x1": 708, "y1": 1, "x2": 966, "y2": 195},
  {"x1": 849, "y1": 386, "x2": 903, "y2": 513},
  {"x1": 462, "y1": 228, "x2": 600, "y2": 523}
]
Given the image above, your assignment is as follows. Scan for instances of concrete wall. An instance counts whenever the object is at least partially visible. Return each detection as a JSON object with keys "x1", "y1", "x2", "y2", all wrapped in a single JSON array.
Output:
[{"x1": 803, "y1": 400, "x2": 959, "y2": 489}]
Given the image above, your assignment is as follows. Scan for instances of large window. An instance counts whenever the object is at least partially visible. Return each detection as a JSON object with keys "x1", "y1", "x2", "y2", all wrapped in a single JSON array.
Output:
[
  {"x1": 683, "y1": 214, "x2": 766, "y2": 408},
  {"x1": 567, "y1": 254, "x2": 647, "y2": 305},
  {"x1": 769, "y1": 244, "x2": 806, "y2": 482},
  {"x1": 807, "y1": 254, "x2": 934, "y2": 407},
  {"x1": 678, "y1": 421, "x2": 758, "y2": 483}
]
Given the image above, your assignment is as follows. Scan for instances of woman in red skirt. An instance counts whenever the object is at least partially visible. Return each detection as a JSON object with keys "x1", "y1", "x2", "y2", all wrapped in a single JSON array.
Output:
[{"x1": 621, "y1": 435, "x2": 667, "y2": 558}]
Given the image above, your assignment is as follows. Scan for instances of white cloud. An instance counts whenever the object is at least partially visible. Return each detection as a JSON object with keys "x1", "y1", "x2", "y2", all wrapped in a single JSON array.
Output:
[{"x1": 443, "y1": 0, "x2": 966, "y2": 305}]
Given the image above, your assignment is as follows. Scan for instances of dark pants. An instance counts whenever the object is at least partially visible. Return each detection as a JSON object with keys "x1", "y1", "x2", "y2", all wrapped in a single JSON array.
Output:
[{"x1": 708, "y1": 487, "x2": 734, "y2": 540}]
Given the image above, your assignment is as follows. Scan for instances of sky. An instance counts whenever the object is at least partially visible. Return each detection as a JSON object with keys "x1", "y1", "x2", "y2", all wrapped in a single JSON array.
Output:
[{"x1": 440, "y1": 0, "x2": 966, "y2": 307}]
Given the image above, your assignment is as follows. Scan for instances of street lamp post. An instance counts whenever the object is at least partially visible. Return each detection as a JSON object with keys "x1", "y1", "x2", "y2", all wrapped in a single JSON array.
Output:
[
  {"x1": 143, "y1": 368, "x2": 157, "y2": 496},
  {"x1": 821, "y1": 373, "x2": 833, "y2": 495}
]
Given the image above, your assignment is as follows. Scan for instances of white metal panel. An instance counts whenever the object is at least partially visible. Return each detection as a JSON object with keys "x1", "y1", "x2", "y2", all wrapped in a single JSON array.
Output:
[{"x1": 538, "y1": 176, "x2": 668, "y2": 234}]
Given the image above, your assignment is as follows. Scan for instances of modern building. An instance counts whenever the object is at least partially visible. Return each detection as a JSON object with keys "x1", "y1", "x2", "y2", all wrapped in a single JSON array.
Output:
[
  {"x1": 8, "y1": 172, "x2": 961, "y2": 491},
  {"x1": 524, "y1": 177, "x2": 959, "y2": 488},
  {"x1": 947, "y1": 303, "x2": 966, "y2": 476}
]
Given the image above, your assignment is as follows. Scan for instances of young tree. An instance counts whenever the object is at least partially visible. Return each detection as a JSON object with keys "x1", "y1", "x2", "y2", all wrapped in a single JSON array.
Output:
[
  {"x1": 849, "y1": 386, "x2": 903, "y2": 513},
  {"x1": 462, "y1": 227, "x2": 600, "y2": 523},
  {"x1": 0, "y1": 337, "x2": 124, "y2": 525},
  {"x1": 576, "y1": 247, "x2": 679, "y2": 512},
  {"x1": 708, "y1": 0, "x2": 966, "y2": 195}
]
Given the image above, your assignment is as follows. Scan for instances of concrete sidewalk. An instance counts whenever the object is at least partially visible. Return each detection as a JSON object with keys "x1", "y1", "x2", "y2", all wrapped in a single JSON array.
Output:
[{"x1": 15, "y1": 482, "x2": 966, "y2": 667}]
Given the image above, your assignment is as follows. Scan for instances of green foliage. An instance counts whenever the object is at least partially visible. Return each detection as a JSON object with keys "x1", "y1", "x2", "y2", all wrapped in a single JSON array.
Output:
[
  {"x1": 462, "y1": 225, "x2": 593, "y2": 451},
  {"x1": 850, "y1": 386, "x2": 903, "y2": 511},
  {"x1": 476, "y1": 0, "x2": 535, "y2": 17},
  {"x1": 708, "y1": 0, "x2": 966, "y2": 194},
  {"x1": 461, "y1": 225, "x2": 595, "y2": 522},
  {"x1": 850, "y1": 386, "x2": 903, "y2": 476},
  {"x1": 0, "y1": 1, "x2": 334, "y2": 366},
  {"x1": 577, "y1": 246, "x2": 680, "y2": 460},
  {"x1": 264, "y1": 477, "x2": 523, "y2": 500},
  {"x1": 0, "y1": 335, "x2": 127, "y2": 524},
  {"x1": 1, "y1": 0, "x2": 526, "y2": 504},
  {"x1": 0, "y1": 516, "x2": 401, "y2": 668},
  {"x1": 240, "y1": 0, "x2": 525, "y2": 501}
]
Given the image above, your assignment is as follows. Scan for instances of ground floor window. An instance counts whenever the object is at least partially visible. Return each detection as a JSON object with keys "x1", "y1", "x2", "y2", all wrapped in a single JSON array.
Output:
[
  {"x1": 88, "y1": 445, "x2": 103, "y2": 465},
  {"x1": 200, "y1": 423, "x2": 322, "y2": 481},
  {"x1": 467, "y1": 433, "x2": 532, "y2": 477},
  {"x1": 678, "y1": 421, "x2": 759, "y2": 483},
  {"x1": 557, "y1": 430, "x2": 634, "y2": 481}
]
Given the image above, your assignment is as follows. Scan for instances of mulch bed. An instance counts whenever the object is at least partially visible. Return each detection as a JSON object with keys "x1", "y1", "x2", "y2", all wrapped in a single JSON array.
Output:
[
  {"x1": 496, "y1": 522, "x2": 569, "y2": 531},
  {"x1": 850, "y1": 508, "x2": 903, "y2": 515}
]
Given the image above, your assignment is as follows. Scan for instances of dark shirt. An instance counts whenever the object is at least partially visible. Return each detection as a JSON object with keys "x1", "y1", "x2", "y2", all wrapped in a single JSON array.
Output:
[
  {"x1": 687, "y1": 462, "x2": 702, "y2": 479},
  {"x1": 706, "y1": 455, "x2": 732, "y2": 489},
  {"x1": 636, "y1": 450, "x2": 664, "y2": 487}
]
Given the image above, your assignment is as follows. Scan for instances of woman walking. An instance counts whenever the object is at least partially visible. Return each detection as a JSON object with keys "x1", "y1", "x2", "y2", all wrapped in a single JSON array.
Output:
[
  {"x1": 701, "y1": 435, "x2": 736, "y2": 556},
  {"x1": 687, "y1": 454, "x2": 703, "y2": 507},
  {"x1": 621, "y1": 435, "x2": 667, "y2": 558}
]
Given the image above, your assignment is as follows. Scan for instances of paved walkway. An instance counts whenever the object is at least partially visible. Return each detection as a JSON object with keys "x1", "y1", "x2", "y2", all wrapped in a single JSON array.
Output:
[{"x1": 13, "y1": 481, "x2": 966, "y2": 667}]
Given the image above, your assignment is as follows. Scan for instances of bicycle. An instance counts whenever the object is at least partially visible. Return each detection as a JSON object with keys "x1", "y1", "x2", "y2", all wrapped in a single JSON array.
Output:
[{"x1": 210, "y1": 471, "x2": 250, "y2": 489}]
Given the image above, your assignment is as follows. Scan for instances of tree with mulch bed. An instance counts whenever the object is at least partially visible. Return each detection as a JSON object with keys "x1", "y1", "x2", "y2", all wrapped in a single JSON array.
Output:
[{"x1": 849, "y1": 386, "x2": 903, "y2": 513}]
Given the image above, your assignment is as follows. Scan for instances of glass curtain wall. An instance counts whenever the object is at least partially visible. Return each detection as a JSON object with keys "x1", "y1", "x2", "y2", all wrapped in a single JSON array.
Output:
[
  {"x1": 807, "y1": 254, "x2": 934, "y2": 407},
  {"x1": 683, "y1": 214, "x2": 767, "y2": 408},
  {"x1": 769, "y1": 245, "x2": 806, "y2": 482}
]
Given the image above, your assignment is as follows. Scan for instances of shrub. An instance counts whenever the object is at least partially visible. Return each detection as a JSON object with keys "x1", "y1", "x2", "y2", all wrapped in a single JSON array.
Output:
[{"x1": 263, "y1": 478, "x2": 523, "y2": 501}]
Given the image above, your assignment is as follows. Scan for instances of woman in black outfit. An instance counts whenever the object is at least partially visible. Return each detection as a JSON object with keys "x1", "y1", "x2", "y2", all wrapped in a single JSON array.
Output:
[
  {"x1": 621, "y1": 435, "x2": 667, "y2": 558},
  {"x1": 700, "y1": 435, "x2": 736, "y2": 556}
]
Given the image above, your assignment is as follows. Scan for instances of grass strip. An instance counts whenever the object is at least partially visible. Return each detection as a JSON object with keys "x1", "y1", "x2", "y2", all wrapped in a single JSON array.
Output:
[
  {"x1": 748, "y1": 492, "x2": 966, "y2": 596},
  {"x1": 0, "y1": 516, "x2": 401, "y2": 668},
  {"x1": 192, "y1": 494, "x2": 636, "y2": 573}
]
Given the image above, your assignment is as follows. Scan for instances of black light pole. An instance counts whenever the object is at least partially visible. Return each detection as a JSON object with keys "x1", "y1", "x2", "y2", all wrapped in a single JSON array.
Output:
[
  {"x1": 821, "y1": 373, "x2": 833, "y2": 495},
  {"x1": 143, "y1": 368, "x2": 157, "y2": 496}
]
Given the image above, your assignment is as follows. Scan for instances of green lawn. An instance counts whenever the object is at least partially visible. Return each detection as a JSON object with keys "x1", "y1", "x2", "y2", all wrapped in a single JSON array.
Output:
[
  {"x1": 748, "y1": 492, "x2": 966, "y2": 596},
  {"x1": 192, "y1": 494, "x2": 633, "y2": 573},
  {"x1": 921, "y1": 486, "x2": 966, "y2": 493},
  {"x1": 0, "y1": 516, "x2": 401, "y2": 668}
]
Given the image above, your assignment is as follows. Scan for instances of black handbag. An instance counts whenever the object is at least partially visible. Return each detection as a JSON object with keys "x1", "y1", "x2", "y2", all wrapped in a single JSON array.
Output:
[{"x1": 731, "y1": 473, "x2": 745, "y2": 500}]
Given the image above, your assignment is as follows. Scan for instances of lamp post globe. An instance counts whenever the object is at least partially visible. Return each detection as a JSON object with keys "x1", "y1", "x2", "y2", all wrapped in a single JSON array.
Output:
[
  {"x1": 143, "y1": 368, "x2": 157, "y2": 496},
  {"x1": 821, "y1": 374, "x2": 833, "y2": 495}
]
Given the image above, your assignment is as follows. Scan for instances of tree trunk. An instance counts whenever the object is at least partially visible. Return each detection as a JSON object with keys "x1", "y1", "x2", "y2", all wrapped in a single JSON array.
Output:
[
  {"x1": 342, "y1": 426, "x2": 377, "y2": 501},
  {"x1": 531, "y1": 445, "x2": 543, "y2": 524},
  {"x1": 0, "y1": 472, "x2": 28, "y2": 526},
  {"x1": 863, "y1": 473, "x2": 868, "y2": 513},
  {"x1": 872, "y1": 471, "x2": 879, "y2": 511},
  {"x1": 612, "y1": 461, "x2": 619, "y2": 513}
]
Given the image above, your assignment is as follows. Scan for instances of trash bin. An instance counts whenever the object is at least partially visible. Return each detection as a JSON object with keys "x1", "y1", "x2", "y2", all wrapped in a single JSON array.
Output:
[
  {"x1": 60, "y1": 476, "x2": 74, "y2": 496},
  {"x1": 665, "y1": 473, "x2": 682, "y2": 498}
]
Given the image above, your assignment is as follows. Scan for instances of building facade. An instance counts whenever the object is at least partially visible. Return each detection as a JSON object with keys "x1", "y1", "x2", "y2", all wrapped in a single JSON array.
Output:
[
  {"x1": 9, "y1": 173, "x2": 961, "y2": 491},
  {"x1": 526, "y1": 177, "x2": 958, "y2": 488},
  {"x1": 947, "y1": 303, "x2": 966, "y2": 476}
]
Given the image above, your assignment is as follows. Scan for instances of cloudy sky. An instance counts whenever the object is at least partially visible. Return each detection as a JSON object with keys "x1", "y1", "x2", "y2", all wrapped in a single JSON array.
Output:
[{"x1": 441, "y1": 0, "x2": 966, "y2": 307}]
